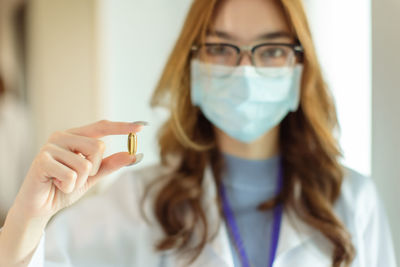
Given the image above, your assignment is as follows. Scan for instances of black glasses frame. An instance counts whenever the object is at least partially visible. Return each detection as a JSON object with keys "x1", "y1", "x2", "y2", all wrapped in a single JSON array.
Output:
[{"x1": 191, "y1": 42, "x2": 304, "y2": 67}]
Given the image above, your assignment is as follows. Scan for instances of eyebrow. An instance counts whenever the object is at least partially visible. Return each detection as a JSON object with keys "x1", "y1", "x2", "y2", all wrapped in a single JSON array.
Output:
[{"x1": 208, "y1": 30, "x2": 294, "y2": 42}]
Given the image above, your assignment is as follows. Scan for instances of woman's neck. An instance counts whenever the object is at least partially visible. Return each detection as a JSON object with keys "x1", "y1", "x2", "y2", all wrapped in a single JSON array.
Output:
[{"x1": 214, "y1": 125, "x2": 281, "y2": 160}]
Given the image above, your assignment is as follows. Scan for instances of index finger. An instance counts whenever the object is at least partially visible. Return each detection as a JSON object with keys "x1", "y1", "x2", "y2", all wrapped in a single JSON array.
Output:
[{"x1": 67, "y1": 120, "x2": 148, "y2": 138}]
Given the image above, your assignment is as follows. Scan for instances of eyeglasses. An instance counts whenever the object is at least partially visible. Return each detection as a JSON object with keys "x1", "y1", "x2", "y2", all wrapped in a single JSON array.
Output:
[{"x1": 191, "y1": 42, "x2": 304, "y2": 77}]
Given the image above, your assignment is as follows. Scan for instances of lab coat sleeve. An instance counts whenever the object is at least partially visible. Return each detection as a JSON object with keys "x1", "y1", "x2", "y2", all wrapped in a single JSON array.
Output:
[{"x1": 360, "y1": 180, "x2": 397, "y2": 267}]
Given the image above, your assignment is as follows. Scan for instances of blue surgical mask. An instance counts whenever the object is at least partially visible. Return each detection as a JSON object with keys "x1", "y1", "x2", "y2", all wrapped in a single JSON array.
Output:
[{"x1": 190, "y1": 59, "x2": 303, "y2": 143}]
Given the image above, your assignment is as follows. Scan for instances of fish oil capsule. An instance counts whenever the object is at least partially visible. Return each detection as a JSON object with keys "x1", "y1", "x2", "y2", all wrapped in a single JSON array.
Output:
[{"x1": 128, "y1": 133, "x2": 137, "y2": 155}]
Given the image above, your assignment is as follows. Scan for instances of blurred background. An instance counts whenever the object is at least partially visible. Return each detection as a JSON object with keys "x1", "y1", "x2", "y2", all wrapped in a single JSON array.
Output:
[{"x1": 0, "y1": 0, "x2": 398, "y2": 260}]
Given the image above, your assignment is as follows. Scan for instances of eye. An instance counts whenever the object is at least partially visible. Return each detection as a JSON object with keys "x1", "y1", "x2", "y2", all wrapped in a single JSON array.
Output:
[
  {"x1": 254, "y1": 45, "x2": 294, "y2": 67},
  {"x1": 260, "y1": 47, "x2": 287, "y2": 59},
  {"x1": 205, "y1": 45, "x2": 233, "y2": 56}
]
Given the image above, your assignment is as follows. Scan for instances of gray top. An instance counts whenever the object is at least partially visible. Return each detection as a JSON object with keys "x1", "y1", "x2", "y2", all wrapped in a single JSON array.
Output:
[{"x1": 221, "y1": 152, "x2": 281, "y2": 267}]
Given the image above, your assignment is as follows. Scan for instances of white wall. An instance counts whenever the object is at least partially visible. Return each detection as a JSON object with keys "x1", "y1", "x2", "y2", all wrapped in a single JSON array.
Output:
[
  {"x1": 372, "y1": 0, "x2": 400, "y2": 259},
  {"x1": 97, "y1": 0, "x2": 192, "y2": 170},
  {"x1": 27, "y1": 0, "x2": 102, "y2": 148},
  {"x1": 304, "y1": 0, "x2": 371, "y2": 176},
  {"x1": 304, "y1": 0, "x2": 399, "y2": 259}
]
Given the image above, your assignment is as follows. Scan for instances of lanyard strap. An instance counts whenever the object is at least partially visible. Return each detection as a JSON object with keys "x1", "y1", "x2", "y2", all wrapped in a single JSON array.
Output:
[{"x1": 220, "y1": 163, "x2": 284, "y2": 267}]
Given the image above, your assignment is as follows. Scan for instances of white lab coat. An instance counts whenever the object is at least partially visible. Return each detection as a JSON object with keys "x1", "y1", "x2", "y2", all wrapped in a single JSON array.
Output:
[{"x1": 26, "y1": 163, "x2": 397, "y2": 267}]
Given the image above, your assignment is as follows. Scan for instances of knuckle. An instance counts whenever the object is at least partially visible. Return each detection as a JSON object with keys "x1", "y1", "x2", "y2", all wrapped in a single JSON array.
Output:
[
  {"x1": 35, "y1": 151, "x2": 52, "y2": 175},
  {"x1": 41, "y1": 143, "x2": 55, "y2": 153},
  {"x1": 38, "y1": 145, "x2": 48, "y2": 155},
  {"x1": 38, "y1": 150, "x2": 52, "y2": 164},
  {"x1": 66, "y1": 170, "x2": 78, "y2": 183},
  {"x1": 48, "y1": 131, "x2": 64, "y2": 143},
  {"x1": 63, "y1": 184, "x2": 74, "y2": 194},
  {"x1": 81, "y1": 160, "x2": 92, "y2": 174},
  {"x1": 95, "y1": 140, "x2": 106, "y2": 153},
  {"x1": 62, "y1": 174, "x2": 76, "y2": 193}
]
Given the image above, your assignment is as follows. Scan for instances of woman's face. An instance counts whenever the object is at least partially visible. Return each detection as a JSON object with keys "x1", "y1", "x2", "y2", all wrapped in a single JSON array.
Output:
[{"x1": 206, "y1": 0, "x2": 295, "y2": 66}]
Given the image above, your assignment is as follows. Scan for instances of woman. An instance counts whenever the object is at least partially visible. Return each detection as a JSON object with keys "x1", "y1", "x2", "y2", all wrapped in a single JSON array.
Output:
[{"x1": 0, "y1": 0, "x2": 396, "y2": 266}]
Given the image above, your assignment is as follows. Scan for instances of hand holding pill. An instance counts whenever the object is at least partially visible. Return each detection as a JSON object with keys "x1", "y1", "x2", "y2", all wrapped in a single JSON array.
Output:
[{"x1": 9, "y1": 120, "x2": 148, "y2": 224}]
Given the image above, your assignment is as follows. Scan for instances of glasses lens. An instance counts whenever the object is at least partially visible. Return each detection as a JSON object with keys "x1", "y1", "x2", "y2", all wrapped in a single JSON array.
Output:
[
  {"x1": 198, "y1": 44, "x2": 238, "y2": 67},
  {"x1": 254, "y1": 45, "x2": 295, "y2": 68},
  {"x1": 195, "y1": 44, "x2": 238, "y2": 77},
  {"x1": 193, "y1": 44, "x2": 298, "y2": 78}
]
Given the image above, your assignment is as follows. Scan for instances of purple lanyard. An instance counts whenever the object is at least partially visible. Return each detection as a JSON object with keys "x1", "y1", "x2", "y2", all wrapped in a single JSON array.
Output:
[{"x1": 220, "y1": 163, "x2": 284, "y2": 267}]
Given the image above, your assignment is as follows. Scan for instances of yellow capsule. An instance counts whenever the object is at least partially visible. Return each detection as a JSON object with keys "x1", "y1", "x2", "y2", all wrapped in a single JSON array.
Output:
[{"x1": 128, "y1": 132, "x2": 137, "y2": 155}]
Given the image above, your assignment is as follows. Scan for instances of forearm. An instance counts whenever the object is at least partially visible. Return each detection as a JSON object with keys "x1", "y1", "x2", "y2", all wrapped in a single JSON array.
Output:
[{"x1": 0, "y1": 205, "x2": 50, "y2": 267}]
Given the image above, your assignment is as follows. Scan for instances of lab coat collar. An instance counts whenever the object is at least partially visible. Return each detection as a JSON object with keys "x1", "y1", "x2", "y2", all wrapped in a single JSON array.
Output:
[{"x1": 196, "y1": 163, "x2": 317, "y2": 267}]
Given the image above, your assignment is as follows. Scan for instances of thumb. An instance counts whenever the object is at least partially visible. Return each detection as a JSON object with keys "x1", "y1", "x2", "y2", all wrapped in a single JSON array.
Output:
[{"x1": 86, "y1": 152, "x2": 143, "y2": 187}]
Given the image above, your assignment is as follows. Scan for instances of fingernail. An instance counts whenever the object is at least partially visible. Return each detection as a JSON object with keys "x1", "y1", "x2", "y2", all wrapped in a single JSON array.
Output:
[
  {"x1": 127, "y1": 153, "x2": 144, "y2": 166},
  {"x1": 132, "y1": 121, "x2": 149, "y2": 126}
]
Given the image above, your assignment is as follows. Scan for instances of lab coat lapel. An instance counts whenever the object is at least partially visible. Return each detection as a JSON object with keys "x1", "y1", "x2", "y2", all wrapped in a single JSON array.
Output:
[
  {"x1": 174, "y1": 221, "x2": 234, "y2": 267},
  {"x1": 273, "y1": 204, "x2": 333, "y2": 266},
  {"x1": 203, "y1": 165, "x2": 234, "y2": 267},
  {"x1": 275, "y1": 209, "x2": 314, "y2": 259},
  {"x1": 177, "y1": 164, "x2": 234, "y2": 267}
]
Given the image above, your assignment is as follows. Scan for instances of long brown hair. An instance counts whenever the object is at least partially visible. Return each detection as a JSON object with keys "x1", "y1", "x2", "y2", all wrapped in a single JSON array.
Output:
[{"x1": 146, "y1": 0, "x2": 355, "y2": 266}]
